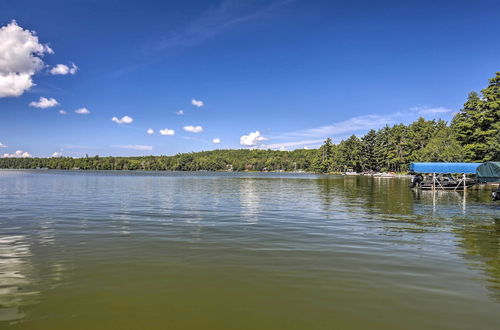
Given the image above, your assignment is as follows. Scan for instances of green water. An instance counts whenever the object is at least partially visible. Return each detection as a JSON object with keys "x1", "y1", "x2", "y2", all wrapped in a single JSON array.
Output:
[{"x1": 0, "y1": 170, "x2": 499, "y2": 329}]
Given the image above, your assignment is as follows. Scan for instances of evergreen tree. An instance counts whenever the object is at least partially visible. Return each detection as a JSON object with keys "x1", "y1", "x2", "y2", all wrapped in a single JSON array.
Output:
[
  {"x1": 452, "y1": 72, "x2": 500, "y2": 161},
  {"x1": 362, "y1": 129, "x2": 378, "y2": 171}
]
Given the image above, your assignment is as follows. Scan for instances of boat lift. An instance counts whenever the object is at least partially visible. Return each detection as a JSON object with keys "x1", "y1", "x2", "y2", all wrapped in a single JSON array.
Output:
[{"x1": 409, "y1": 162, "x2": 480, "y2": 191}]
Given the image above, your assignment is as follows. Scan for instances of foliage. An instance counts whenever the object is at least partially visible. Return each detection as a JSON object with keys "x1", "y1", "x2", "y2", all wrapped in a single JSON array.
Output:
[
  {"x1": 452, "y1": 72, "x2": 500, "y2": 161},
  {"x1": 0, "y1": 149, "x2": 318, "y2": 172}
]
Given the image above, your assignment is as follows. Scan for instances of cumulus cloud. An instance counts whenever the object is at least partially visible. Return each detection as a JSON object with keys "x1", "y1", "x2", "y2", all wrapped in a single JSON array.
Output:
[
  {"x1": 2, "y1": 150, "x2": 32, "y2": 158},
  {"x1": 159, "y1": 128, "x2": 175, "y2": 136},
  {"x1": 240, "y1": 131, "x2": 267, "y2": 146},
  {"x1": 0, "y1": 20, "x2": 53, "y2": 98},
  {"x1": 50, "y1": 63, "x2": 78, "y2": 75},
  {"x1": 113, "y1": 145, "x2": 153, "y2": 151},
  {"x1": 183, "y1": 125, "x2": 203, "y2": 133},
  {"x1": 191, "y1": 99, "x2": 204, "y2": 107},
  {"x1": 175, "y1": 110, "x2": 184, "y2": 115},
  {"x1": 111, "y1": 115, "x2": 133, "y2": 124},
  {"x1": 51, "y1": 152, "x2": 62, "y2": 157},
  {"x1": 147, "y1": 128, "x2": 155, "y2": 135},
  {"x1": 59, "y1": 110, "x2": 67, "y2": 115},
  {"x1": 75, "y1": 108, "x2": 90, "y2": 115},
  {"x1": 29, "y1": 96, "x2": 59, "y2": 108},
  {"x1": 212, "y1": 138, "x2": 221, "y2": 144}
]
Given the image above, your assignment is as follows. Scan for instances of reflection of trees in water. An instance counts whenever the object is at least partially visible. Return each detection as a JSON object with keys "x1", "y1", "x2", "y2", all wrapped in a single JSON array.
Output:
[
  {"x1": 455, "y1": 218, "x2": 500, "y2": 302},
  {"x1": 314, "y1": 176, "x2": 414, "y2": 216},
  {"x1": 364, "y1": 177, "x2": 414, "y2": 216},
  {"x1": 315, "y1": 176, "x2": 500, "y2": 301},
  {"x1": 314, "y1": 176, "x2": 338, "y2": 212},
  {"x1": 0, "y1": 235, "x2": 37, "y2": 322}
]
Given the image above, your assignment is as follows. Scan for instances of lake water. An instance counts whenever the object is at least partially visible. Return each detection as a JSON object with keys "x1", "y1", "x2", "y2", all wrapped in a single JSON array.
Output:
[{"x1": 0, "y1": 170, "x2": 499, "y2": 329}]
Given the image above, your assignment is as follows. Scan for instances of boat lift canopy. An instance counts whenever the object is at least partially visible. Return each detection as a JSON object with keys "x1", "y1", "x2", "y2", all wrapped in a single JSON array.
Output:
[
  {"x1": 476, "y1": 162, "x2": 500, "y2": 183},
  {"x1": 409, "y1": 162, "x2": 480, "y2": 174}
]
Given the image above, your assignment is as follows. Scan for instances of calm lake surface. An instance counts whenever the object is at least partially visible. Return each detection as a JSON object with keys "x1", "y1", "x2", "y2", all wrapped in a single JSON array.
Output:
[{"x1": 0, "y1": 170, "x2": 499, "y2": 329}]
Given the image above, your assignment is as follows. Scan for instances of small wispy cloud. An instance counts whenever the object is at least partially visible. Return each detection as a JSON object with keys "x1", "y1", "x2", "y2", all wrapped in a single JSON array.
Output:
[
  {"x1": 113, "y1": 145, "x2": 153, "y2": 151},
  {"x1": 263, "y1": 105, "x2": 453, "y2": 150},
  {"x1": 29, "y1": 97, "x2": 59, "y2": 109},
  {"x1": 50, "y1": 63, "x2": 78, "y2": 75},
  {"x1": 159, "y1": 128, "x2": 175, "y2": 136},
  {"x1": 176, "y1": 110, "x2": 184, "y2": 115},
  {"x1": 191, "y1": 99, "x2": 204, "y2": 107},
  {"x1": 158, "y1": 0, "x2": 291, "y2": 51},
  {"x1": 411, "y1": 106, "x2": 453, "y2": 115},
  {"x1": 51, "y1": 151, "x2": 63, "y2": 157},
  {"x1": 59, "y1": 110, "x2": 67, "y2": 115},
  {"x1": 260, "y1": 139, "x2": 324, "y2": 150},
  {"x1": 147, "y1": 128, "x2": 155, "y2": 135},
  {"x1": 75, "y1": 107, "x2": 90, "y2": 115},
  {"x1": 62, "y1": 144, "x2": 94, "y2": 149},
  {"x1": 212, "y1": 138, "x2": 221, "y2": 144},
  {"x1": 111, "y1": 115, "x2": 133, "y2": 124},
  {"x1": 0, "y1": 142, "x2": 7, "y2": 148},
  {"x1": 289, "y1": 114, "x2": 395, "y2": 138},
  {"x1": 183, "y1": 125, "x2": 204, "y2": 133}
]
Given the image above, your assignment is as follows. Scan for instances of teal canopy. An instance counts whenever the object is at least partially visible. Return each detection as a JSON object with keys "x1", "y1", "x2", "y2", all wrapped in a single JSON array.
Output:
[
  {"x1": 476, "y1": 162, "x2": 500, "y2": 183},
  {"x1": 409, "y1": 162, "x2": 480, "y2": 174}
]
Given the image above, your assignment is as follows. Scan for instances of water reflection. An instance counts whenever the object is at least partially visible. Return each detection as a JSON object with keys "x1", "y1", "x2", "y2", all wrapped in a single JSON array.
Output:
[
  {"x1": 1, "y1": 171, "x2": 500, "y2": 329},
  {"x1": 239, "y1": 179, "x2": 260, "y2": 224},
  {"x1": 455, "y1": 218, "x2": 500, "y2": 302},
  {"x1": 315, "y1": 175, "x2": 500, "y2": 301},
  {"x1": 0, "y1": 235, "x2": 37, "y2": 322}
]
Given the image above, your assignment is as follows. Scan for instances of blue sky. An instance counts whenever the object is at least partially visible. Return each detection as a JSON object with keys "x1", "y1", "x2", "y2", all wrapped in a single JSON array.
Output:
[{"x1": 0, "y1": 0, "x2": 499, "y2": 157}]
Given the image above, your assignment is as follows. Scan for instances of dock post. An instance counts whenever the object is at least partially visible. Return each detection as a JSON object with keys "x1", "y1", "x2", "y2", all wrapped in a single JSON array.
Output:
[{"x1": 463, "y1": 173, "x2": 466, "y2": 191}]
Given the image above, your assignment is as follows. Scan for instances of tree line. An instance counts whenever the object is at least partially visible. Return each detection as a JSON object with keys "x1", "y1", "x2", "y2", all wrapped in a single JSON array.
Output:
[
  {"x1": 1, "y1": 72, "x2": 498, "y2": 173},
  {"x1": 313, "y1": 72, "x2": 499, "y2": 173}
]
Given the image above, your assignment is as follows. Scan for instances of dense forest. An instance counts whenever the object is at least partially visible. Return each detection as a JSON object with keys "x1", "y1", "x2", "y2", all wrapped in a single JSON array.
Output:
[{"x1": 1, "y1": 72, "x2": 498, "y2": 173}]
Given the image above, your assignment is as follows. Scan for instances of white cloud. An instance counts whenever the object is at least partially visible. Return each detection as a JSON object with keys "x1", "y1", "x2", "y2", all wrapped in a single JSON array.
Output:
[
  {"x1": 279, "y1": 146, "x2": 286, "y2": 151},
  {"x1": 259, "y1": 139, "x2": 324, "y2": 150},
  {"x1": 113, "y1": 145, "x2": 153, "y2": 151},
  {"x1": 50, "y1": 63, "x2": 78, "y2": 75},
  {"x1": 59, "y1": 110, "x2": 67, "y2": 115},
  {"x1": 183, "y1": 125, "x2": 203, "y2": 133},
  {"x1": 176, "y1": 110, "x2": 184, "y2": 115},
  {"x1": 240, "y1": 131, "x2": 267, "y2": 146},
  {"x1": 0, "y1": 142, "x2": 6, "y2": 148},
  {"x1": 111, "y1": 115, "x2": 133, "y2": 124},
  {"x1": 159, "y1": 128, "x2": 175, "y2": 136},
  {"x1": 2, "y1": 150, "x2": 32, "y2": 158},
  {"x1": 411, "y1": 106, "x2": 453, "y2": 115},
  {"x1": 292, "y1": 115, "x2": 393, "y2": 138},
  {"x1": 147, "y1": 128, "x2": 155, "y2": 135},
  {"x1": 303, "y1": 146, "x2": 309, "y2": 150},
  {"x1": 212, "y1": 138, "x2": 221, "y2": 144},
  {"x1": 191, "y1": 99, "x2": 204, "y2": 107},
  {"x1": 29, "y1": 96, "x2": 59, "y2": 109},
  {"x1": 0, "y1": 20, "x2": 53, "y2": 97},
  {"x1": 75, "y1": 108, "x2": 90, "y2": 115},
  {"x1": 51, "y1": 152, "x2": 62, "y2": 157}
]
